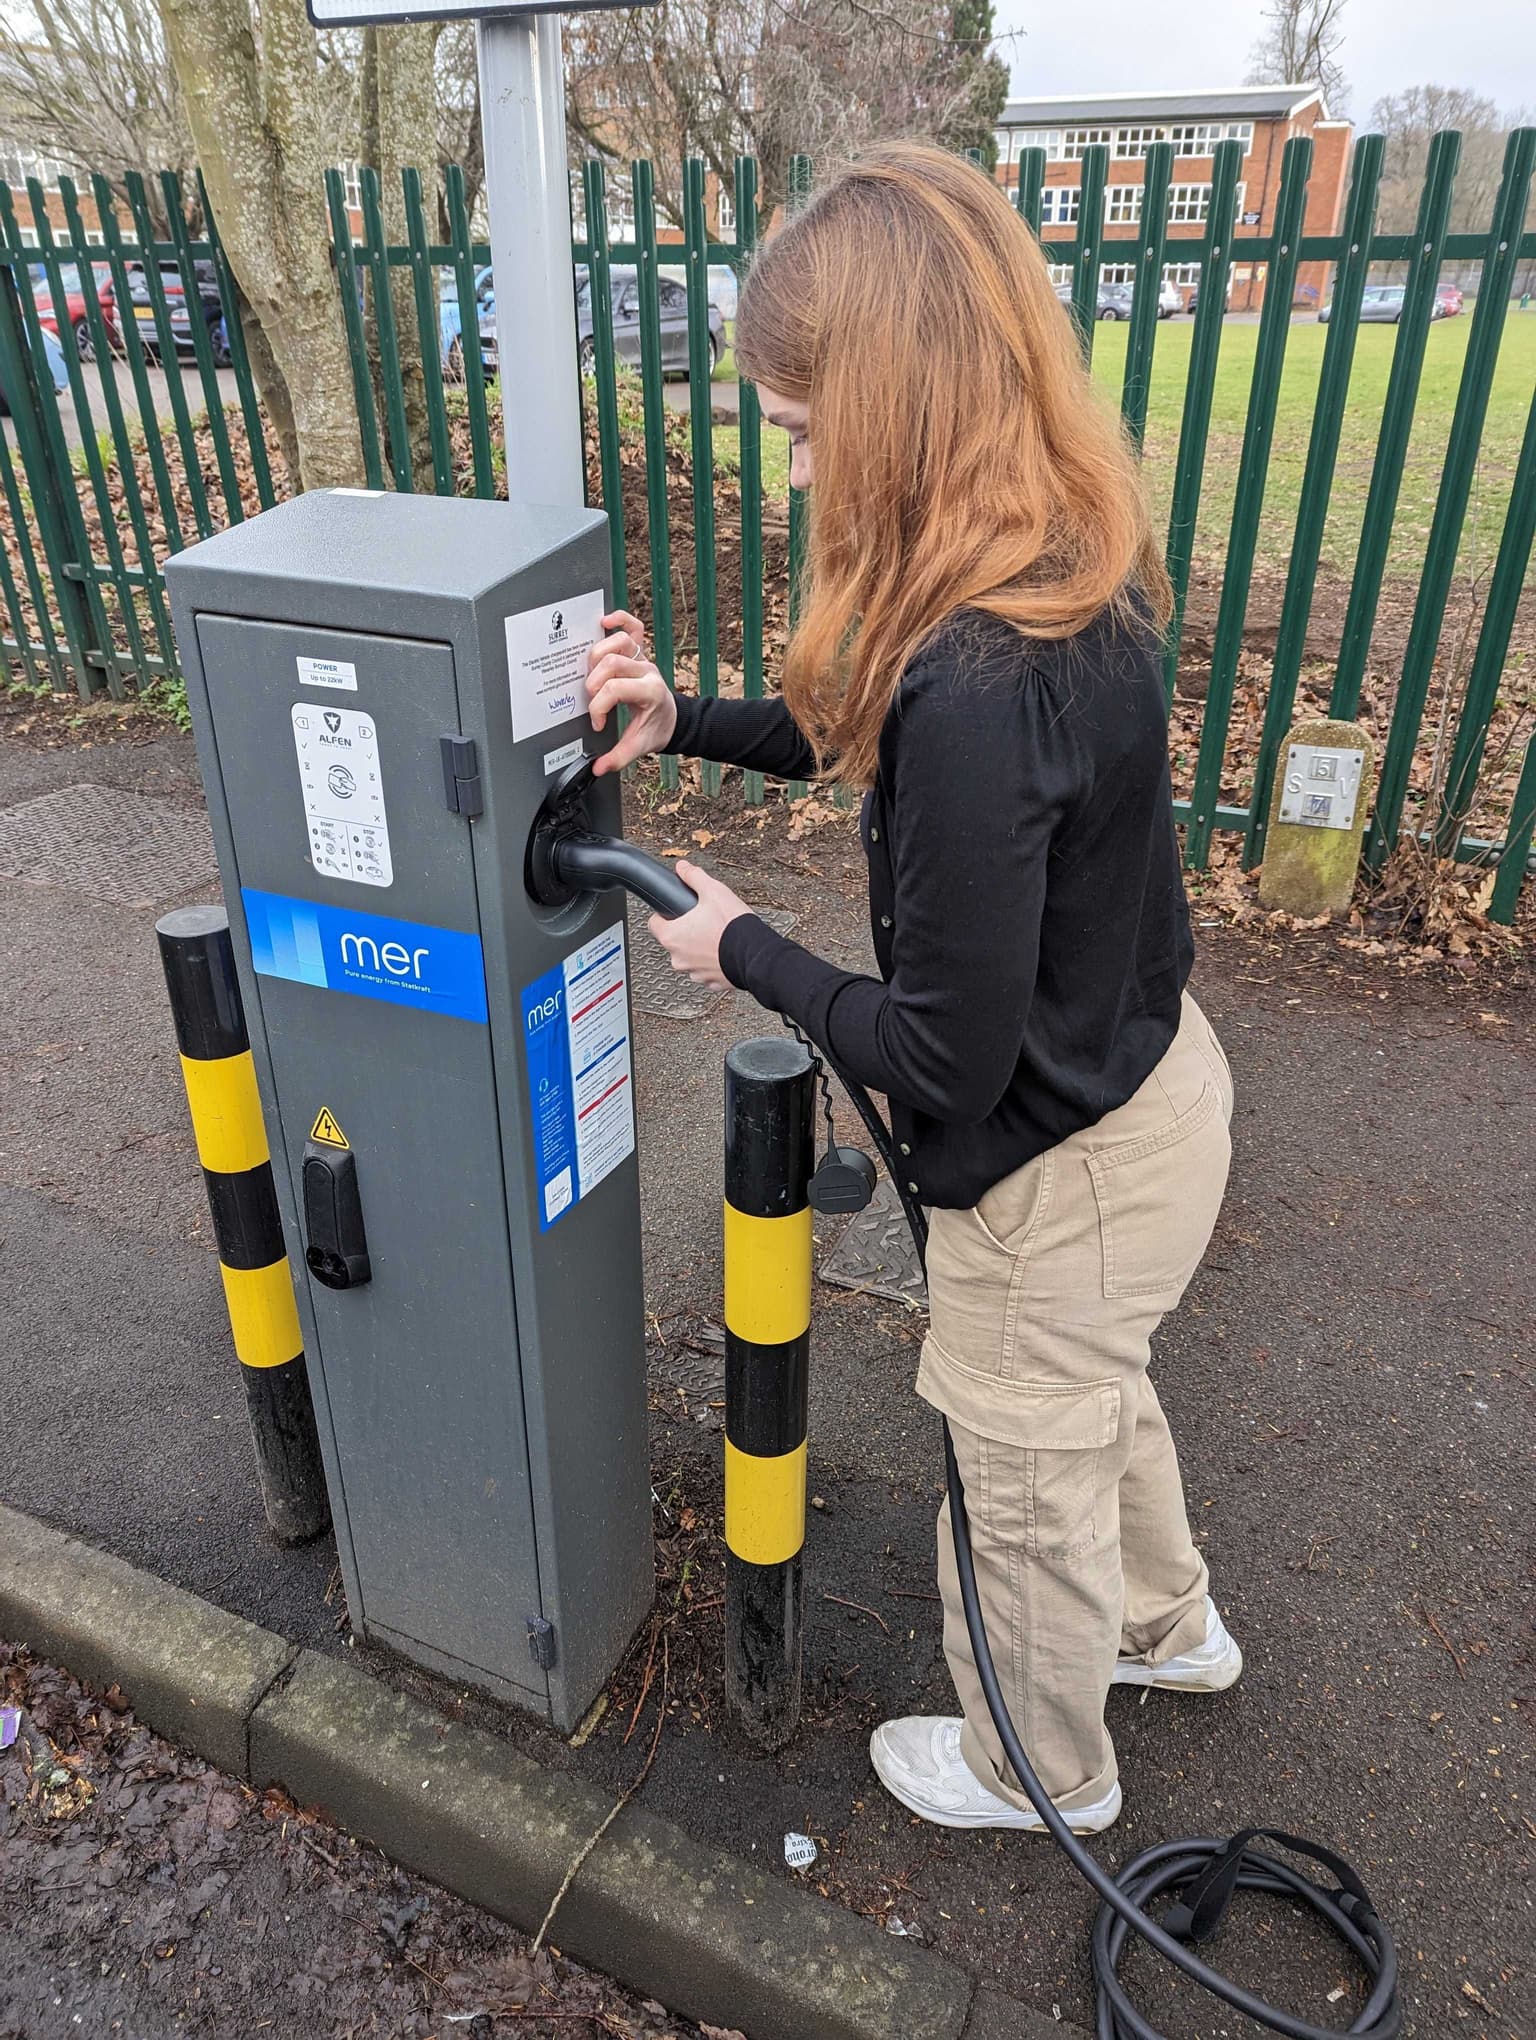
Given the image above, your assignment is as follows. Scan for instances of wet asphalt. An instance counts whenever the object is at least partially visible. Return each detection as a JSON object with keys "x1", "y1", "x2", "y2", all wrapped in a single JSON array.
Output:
[{"x1": 0, "y1": 707, "x2": 1531, "y2": 2039}]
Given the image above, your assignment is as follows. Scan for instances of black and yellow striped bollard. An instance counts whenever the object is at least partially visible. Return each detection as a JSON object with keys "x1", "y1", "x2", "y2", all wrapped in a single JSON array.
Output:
[
  {"x1": 156, "y1": 905, "x2": 330, "y2": 1546},
  {"x1": 723, "y1": 1037, "x2": 815, "y2": 1748}
]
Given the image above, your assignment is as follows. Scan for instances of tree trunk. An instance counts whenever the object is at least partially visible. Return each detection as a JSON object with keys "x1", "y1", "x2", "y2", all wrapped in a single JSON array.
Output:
[
  {"x1": 237, "y1": 279, "x2": 300, "y2": 487},
  {"x1": 158, "y1": 0, "x2": 366, "y2": 491},
  {"x1": 361, "y1": 22, "x2": 439, "y2": 491}
]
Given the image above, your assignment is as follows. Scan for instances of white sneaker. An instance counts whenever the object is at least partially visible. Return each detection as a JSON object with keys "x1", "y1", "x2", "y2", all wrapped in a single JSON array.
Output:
[
  {"x1": 1112, "y1": 1596, "x2": 1243, "y2": 1692},
  {"x1": 868, "y1": 1716, "x2": 1122, "y2": 1833}
]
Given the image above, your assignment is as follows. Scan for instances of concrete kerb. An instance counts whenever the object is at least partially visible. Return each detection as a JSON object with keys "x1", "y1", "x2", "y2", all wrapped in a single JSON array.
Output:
[
  {"x1": 0, "y1": 1501, "x2": 294, "y2": 1778},
  {"x1": 0, "y1": 1503, "x2": 1078, "y2": 2040}
]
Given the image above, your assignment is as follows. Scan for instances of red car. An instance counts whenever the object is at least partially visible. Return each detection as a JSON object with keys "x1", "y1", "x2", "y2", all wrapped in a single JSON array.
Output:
[
  {"x1": 1435, "y1": 282, "x2": 1464, "y2": 318},
  {"x1": 29, "y1": 262, "x2": 119, "y2": 359}
]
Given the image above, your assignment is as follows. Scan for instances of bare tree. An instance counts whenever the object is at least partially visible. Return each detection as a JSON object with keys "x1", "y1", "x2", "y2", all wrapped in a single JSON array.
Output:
[
  {"x1": 0, "y1": 0, "x2": 194, "y2": 215},
  {"x1": 1369, "y1": 85, "x2": 1530, "y2": 238},
  {"x1": 158, "y1": 0, "x2": 366, "y2": 488},
  {"x1": 1246, "y1": 0, "x2": 1349, "y2": 116},
  {"x1": 564, "y1": 0, "x2": 1009, "y2": 229}
]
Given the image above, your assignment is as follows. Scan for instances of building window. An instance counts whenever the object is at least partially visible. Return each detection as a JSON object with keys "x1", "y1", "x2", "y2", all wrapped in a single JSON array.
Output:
[
  {"x1": 607, "y1": 189, "x2": 635, "y2": 242},
  {"x1": 340, "y1": 162, "x2": 362, "y2": 210},
  {"x1": 2, "y1": 148, "x2": 70, "y2": 191},
  {"x1": 1009, "y1": 128, "x2": 1063, "y2": 161},
  {"x1": 1040, "y1": 185, "x2": 1081, "y2": 225},
  {"x1": 16, "y1": 226, "x2": 39, "y2": 247},
  {"x1": 717, "y1": 190, "x2": 735, "y2": 236},
  {"x1": 1062, "y1": 126, "x2": 1115, "y2": 160},
  {"x1": 1100, "y1": 263, "x2": 1136, "y2": 284},
  {"x1": 83, "y1": 230, "x2": 105, "y2": 246},
  {"x1": 1117, "y1": 126, "x2": 1164, "y2": 157},
  {"x1": 1168, "y1": 121, "x2": 1254, "y2": 158},
  {"x1": 1167, "y1": 182, "x2": 1246, "y2": 224},
  {"x1": 1046, "y1": 263, "x2": 1072, "y2": 287},
  {"x1": 1105, "y1": 185, "x2": 1143, "y2": 224},
  {"x1": 1163, "y1": 261, "x2": 1201, "y2": 286}
]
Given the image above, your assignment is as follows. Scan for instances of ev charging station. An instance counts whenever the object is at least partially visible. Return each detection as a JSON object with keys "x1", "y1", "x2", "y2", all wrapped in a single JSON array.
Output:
[{"x1": 166, "y1": 491, "x2": 676, "y2": 1730}]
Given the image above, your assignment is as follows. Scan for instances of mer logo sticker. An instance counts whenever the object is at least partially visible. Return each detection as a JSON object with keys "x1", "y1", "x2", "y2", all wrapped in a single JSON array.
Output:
[{"x1": 242, "y1": 888, "x2": 488, "y2": 1024}]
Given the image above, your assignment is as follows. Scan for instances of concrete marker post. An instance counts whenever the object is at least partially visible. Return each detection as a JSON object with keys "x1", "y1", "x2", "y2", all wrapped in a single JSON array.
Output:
[
  {"x1": 723, "y1": 1038, "x2": 815, "y2": 1748},
  {"x1": 156, "y1": 904, "x2": 330, "y2": 1545},
  {"x1": 1258, "y1": 717, "x2": 1376, "y2": 917}
]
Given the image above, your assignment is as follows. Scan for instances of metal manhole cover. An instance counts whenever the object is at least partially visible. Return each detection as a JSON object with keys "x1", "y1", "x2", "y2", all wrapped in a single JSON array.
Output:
[
  {"x1": 819, "y1": 1176, "x2": 928, "y2": 1308},
  {"x1": 0, "y1": 782, "x2": 217, "y2": 906},
  {"x1": 630, "y1": 905, "x2": 796, "y2": 1019}
]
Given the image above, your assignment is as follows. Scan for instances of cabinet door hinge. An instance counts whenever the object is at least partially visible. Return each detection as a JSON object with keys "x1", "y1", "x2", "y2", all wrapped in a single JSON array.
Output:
[
  {"x1": 526, "y1": 1616, "x2": 557, "y2": 1671},
  {"x1": 440, "y1": 734, "x2": 484, "y2": 818}
]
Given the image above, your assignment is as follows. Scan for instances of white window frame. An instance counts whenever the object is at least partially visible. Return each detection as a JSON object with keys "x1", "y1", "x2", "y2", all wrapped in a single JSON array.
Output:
[
  {"x1": 340, "y1": 161, "x2": 362, "y2": 211},
  {"x1": 717, "y1": 189, "x2": 735, "y2": 236},
  {"x1": 1045, "y1": 263, "x2": 1072, "y2": 287},
  {"x1": 605, "y1": 188, "x2": 635, "y2": 243},
  {"x1": 1105, "y1": 185, "x2": 1143, "y2": 225},
  {"x1": 1116, "y1": 126, "x2": 1164, "y2": 157},
  {"x1": 1062, "y1": 126, "x2": 1114, "y2": 161},
  {"x1": 1168, "y1": 121, "x2": 1254, "y2": 158},
  {"x1": 1167, "y1": 181, "x2": 1246, "y2": 225},
  {"x1": 1163, "y1": 261, "x2": 1201, "y2": 286},
  {"x1": 1099, "y1": 263, "x2": 1136, "y2": 284},
  {"x1": 1039, "y1": 185, "x2": 1081, "y2": 226}
]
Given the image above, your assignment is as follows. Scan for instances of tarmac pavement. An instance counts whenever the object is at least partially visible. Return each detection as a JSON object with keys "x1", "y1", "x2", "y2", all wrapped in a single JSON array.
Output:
[{"x1": 0, "y1": 699, "x2": 1531, "y2": 2038}]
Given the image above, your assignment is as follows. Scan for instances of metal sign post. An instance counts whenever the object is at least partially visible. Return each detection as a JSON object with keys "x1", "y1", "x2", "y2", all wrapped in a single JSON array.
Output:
[
  {"x1": 307, "y1": 0, "x2": 646, "y2": 505},
  {"x1": 477, "y1": 11, "x2": 583, "y2": 506}
]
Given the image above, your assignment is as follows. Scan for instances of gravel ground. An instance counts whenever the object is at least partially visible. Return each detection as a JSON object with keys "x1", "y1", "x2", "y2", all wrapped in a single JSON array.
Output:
[{"x1": 0, "y1": 1643, "x2": 727, "y2": 2040}]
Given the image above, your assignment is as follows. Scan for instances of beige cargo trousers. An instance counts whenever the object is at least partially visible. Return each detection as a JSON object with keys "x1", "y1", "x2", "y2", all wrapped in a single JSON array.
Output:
[{"x1": 915, "y1": 993, "x2": 1236, "y2": 1814}]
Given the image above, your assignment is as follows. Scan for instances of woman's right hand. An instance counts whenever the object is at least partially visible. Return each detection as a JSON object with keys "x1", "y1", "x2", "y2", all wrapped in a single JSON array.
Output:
[{"x1": 585, "y1": 609, "x2": 677, "y2": 775}]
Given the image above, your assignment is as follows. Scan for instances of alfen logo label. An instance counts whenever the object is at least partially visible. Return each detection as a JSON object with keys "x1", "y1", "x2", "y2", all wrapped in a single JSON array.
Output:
[{"x1": 242, "y1": 889, "x2": 488, "y2": 1025}]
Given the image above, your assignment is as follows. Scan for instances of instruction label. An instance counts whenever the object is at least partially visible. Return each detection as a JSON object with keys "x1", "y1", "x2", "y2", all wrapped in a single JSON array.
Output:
[
  {"x1": 292, "y1": 702, "x2": 392, "y2": 887},
  {"x1": 505, "y1": 588, "x2": 605, "y2": 743},
  {"x1": 1277, "y1": 744, "x2": 1366, "y2": 832},
  {"x1": 521, "y1": 925, "x2": 634, "y2": 1229}
]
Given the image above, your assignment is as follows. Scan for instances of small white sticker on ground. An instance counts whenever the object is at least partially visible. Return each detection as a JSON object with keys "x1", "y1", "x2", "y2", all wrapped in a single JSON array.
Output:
[
  {"x1": 784, "y1": 1832, "x2": 818, "y2": 1871},
  {"x1": 506, "y1": 589, "x2": 605, "y2": 743},
  {"x1": 296, "y1": 655, "x2": 358, "y2": 692},
  {"x1": 291, "y1": 703, "x2": 393, "y2": 888}
]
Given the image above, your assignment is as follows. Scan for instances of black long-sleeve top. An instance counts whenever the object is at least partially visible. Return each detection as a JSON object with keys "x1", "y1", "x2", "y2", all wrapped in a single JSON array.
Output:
[{"x1": 669, "y1": 606, "x2": 1194, "y2": 1210}]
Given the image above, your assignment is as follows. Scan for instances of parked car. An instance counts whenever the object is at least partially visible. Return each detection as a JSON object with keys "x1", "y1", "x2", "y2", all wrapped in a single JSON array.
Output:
[
  {"x1": 659, "y1": 262, "x2": 739, "y2": 321},
  {"x1": 439, "y1": 265, "x2": 725, "y2": 382},
  {"x1": 0, "y1": 320, "x2": 68, "y2": 415},
  {"x1": 1435, "y1": 282, "x2": 1464, "y2": 317},
  {"x1": 28, "y1": 263, "x2": 118, "y2": 359},
  {"x1": 1053, "y1": 280, "x2": 1136, "y2": 321},
  {"x1": 577, "y1": 267, "x2": 724, "y2": 376},
  {"x1": 1158, "y1": 277, "x2": 1184, "y2": 317},
  {"x1": 1319, "y1": 284, "x2": 1442, "y2": 325},
  {"x1": 123, "y1": 261, "x2": 231, "y2": 366}
]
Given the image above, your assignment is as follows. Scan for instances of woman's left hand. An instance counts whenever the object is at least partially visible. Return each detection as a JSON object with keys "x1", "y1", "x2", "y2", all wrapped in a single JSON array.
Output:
[{"x1": 648, "y1": 859, "x2": 753, "y2": 990}]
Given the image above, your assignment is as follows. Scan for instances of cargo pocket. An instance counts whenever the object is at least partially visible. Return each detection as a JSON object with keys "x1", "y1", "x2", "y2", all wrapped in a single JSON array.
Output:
[
  {"x1": 947, "y1": 1380, "x2": 1120, "y2": 1562},
  {"x1": 1086, "y1": 1080, "x2": 1229, "y2": 1302}
]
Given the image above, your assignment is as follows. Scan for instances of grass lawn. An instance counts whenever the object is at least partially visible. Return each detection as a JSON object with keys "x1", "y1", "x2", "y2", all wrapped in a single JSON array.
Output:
[{"x1": 714, "y1": 308, "x2": 1536, "y2": 586}]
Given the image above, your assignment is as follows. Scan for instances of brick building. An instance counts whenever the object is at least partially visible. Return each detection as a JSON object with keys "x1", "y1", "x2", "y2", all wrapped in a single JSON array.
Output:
[{"x1": 993, "y1": 85, "x2": 1353, "y2": 311}]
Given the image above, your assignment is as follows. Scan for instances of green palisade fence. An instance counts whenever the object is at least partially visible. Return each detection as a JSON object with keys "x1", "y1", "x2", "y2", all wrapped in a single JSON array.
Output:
[{"x1": 1, "y1": 141, "x2": 1534, "y2": 919}]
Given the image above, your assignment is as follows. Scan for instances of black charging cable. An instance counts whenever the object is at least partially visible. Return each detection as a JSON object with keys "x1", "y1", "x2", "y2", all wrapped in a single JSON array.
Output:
[{"x1": 793, "y1": 1028, "x2": 1403, "y2": 2040}]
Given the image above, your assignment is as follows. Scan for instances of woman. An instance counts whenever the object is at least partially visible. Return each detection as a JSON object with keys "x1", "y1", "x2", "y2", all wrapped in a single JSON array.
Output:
[{"x1": 583, "y1": 143, "x2": 1239, "y2": 1836}]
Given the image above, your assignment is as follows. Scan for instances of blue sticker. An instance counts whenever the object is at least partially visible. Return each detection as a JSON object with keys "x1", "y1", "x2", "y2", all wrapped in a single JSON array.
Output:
[
  {"x1": 242, "y1": 888, "x2": 489, "y2": 1025},
  {"x1": 522, "y1": 926, "x2": 633, "y2": 1228}
]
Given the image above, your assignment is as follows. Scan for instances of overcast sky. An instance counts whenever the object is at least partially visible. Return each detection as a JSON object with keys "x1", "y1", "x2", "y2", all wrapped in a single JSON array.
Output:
[{"x1": 993, "y1": 0, "x2": 1536, "y2": 127}]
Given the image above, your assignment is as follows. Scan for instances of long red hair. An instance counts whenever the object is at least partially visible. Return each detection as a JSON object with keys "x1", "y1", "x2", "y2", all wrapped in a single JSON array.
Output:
[{"x1": 734, "y1": 142, "x2": 1171, "y2": 787}]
